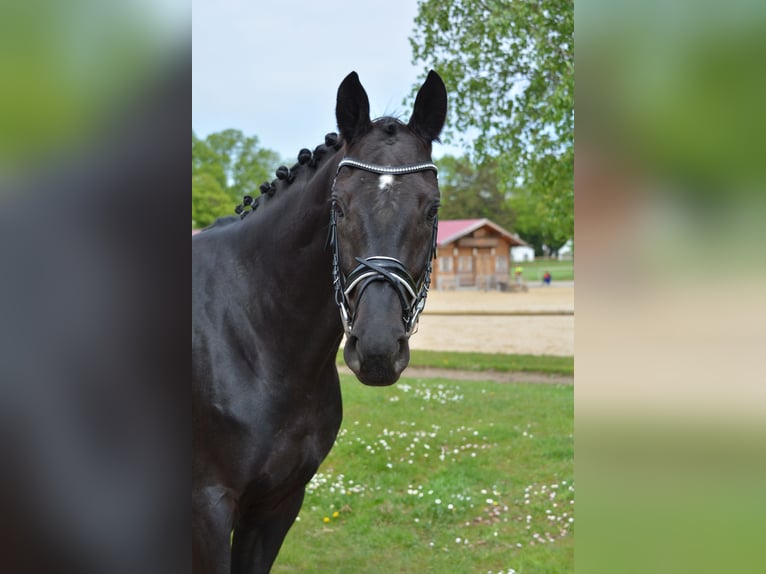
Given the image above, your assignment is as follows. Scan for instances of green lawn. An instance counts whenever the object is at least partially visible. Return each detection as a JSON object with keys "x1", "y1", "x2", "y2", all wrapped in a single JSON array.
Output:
[
  {"x1": 512, "y1": 259, "x2": 574, "y2": 282},
  {"x1": 273, "y1": 374, "x2": 574, "y2": 573},
  {"x1": 338, "y1": 350, "x2": 574, "y2": 377}
]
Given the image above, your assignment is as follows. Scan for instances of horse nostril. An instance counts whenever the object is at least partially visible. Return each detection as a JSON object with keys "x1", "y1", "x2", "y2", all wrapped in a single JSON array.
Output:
[{"x1": 343, "y1": 335, "x2": 362, "y2": 372}]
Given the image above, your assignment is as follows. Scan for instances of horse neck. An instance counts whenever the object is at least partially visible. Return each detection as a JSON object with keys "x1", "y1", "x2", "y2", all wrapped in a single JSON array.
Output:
[{"x1": 237, "y1": 154, "x2": 342, "y2": 341}]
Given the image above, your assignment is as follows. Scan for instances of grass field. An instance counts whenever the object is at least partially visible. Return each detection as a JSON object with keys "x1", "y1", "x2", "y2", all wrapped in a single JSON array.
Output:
[
  {"x1": 512, "y1": 259, "x2": 574, "y2": 282},
  {"x1": 272, "y1": 373, "x2": 574, "y2": 573}
]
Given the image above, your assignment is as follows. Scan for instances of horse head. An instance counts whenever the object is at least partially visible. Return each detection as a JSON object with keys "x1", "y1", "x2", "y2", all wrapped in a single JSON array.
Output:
[{"x1": 331, "y1": 71, "x2": 447, "y2": 386}]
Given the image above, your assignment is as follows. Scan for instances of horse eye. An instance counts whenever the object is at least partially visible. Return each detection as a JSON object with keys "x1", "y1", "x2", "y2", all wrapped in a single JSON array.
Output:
[
  {"x1": 427, "y1": 204, "x2": 440, "y2": 220},
  {"x1": 333, "y1": 201, "x2": 345, "y2": 218}
]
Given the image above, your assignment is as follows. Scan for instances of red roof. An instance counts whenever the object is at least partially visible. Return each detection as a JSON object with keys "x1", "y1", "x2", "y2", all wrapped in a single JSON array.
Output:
[{"x1": 437, "y1": 218, "x2": 526, "y2": 247}]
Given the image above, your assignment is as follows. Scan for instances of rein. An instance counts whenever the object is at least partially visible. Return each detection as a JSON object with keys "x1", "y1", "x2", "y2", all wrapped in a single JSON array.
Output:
[{"x1": 329, "y1": 158, "x2": 439, "y2": 338}]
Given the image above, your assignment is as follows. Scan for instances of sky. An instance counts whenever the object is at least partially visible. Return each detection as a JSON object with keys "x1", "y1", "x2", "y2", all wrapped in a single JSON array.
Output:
[{"x1": 192, "y1": 0, "x2": 463, "y2": 161}]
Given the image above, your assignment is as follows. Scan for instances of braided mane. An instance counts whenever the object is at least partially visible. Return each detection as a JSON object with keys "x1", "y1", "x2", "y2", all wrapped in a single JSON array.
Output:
[{"x1": 234, "y1": 132, "x2": 344, "y2": 219}]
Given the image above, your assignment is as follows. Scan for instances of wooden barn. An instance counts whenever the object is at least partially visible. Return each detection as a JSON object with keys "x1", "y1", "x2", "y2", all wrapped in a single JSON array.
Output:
[{"x1": 431, "y1": 218, "x2": 527, "y2": 290}]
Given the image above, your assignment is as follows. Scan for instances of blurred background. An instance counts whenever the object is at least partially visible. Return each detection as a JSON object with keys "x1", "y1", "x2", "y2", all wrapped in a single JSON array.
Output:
[{"x1": 576, "y1": 1, "x2": 766, "y2": 572}]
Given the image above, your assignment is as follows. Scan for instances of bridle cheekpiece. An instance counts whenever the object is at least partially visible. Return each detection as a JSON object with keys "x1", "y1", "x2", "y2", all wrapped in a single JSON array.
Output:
[{"x1": 329, "y1": 158, "x2": 439, "y2": 338}]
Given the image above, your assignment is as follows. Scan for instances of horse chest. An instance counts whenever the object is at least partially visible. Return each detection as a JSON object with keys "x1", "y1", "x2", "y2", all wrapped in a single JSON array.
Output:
[
  {"x1": 258, "y1": 375, "x2": 341, "y2": 465},
  {"x1": 266, "y1": 420, "x2": 333, "y2": 482},
  {"x1": 240, "y1": 394, "x2": 341, "y2": 507}
]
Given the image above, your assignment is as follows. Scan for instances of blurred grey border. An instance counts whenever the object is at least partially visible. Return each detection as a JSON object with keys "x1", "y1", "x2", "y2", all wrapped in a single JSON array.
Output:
[{"x1": 0, "y1": 2, "x2": 188, "y2": 573}]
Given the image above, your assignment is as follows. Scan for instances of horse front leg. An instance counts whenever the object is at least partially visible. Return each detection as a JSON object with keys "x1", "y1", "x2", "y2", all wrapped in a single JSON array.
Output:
[
  {"x1": 192, "y1": 485, "x2": 236, "y2": 574},
  {"x1": 231, "y1": 488, "x2": 305, "y2": 574}
]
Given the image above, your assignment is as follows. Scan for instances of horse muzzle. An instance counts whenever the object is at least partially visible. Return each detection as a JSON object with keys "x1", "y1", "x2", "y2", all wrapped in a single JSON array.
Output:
[{"x1": 342, "y1": 283, "x2": 411, "y2": 386}]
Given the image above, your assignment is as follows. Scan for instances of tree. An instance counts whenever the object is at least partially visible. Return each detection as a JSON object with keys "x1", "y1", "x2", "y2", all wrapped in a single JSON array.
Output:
[
  {"x1": 435, "y1": 154, "x2": 566, "y2": 255},
  {"x1": 436, "y1": 155, "x2": 516, "y2": 232},
  {"x1": 508, "y1": 186, "x2": 569, "y2": 256},
  {"x1": 192, "y1": 130, "x2": 281, "y2": 228},
  {"x1": 203, "y1": 129, "x2": 281, "y2": 201},
  {"x1": 192, "y1": 171, "x2": 231, "y2": 230},
  {"x1": 410, "y1": 0, "x2": 573, "y2": 243}
]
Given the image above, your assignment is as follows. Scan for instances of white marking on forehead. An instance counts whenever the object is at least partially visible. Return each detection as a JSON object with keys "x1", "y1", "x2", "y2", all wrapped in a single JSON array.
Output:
[{"x1": 378, "y1": 174, "x2": 394, "y2": 191}]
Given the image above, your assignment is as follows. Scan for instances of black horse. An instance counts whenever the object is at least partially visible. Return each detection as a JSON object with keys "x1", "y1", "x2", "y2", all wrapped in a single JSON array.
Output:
[{"x1": 192, "y1": 71, "x2": 447, "y2": 573}]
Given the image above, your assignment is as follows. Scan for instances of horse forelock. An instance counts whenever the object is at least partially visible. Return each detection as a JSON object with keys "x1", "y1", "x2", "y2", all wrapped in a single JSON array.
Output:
[{"x1": 377, "y1": 116, "x2": 404, "y2": 135}]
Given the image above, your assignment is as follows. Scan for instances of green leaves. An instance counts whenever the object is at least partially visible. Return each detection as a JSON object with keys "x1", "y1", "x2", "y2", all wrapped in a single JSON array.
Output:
[
  {"x1": 436, "y1": 155, "x2": 516, "y2": 233},
  {"x1": 192, "y1": 171, "x2": 230, "y2": 230},
  {"x1": 436, "y1": 153, "x2": 569, "y2": 254},
  {"x1": 191, "y1": 129, "x2": 281, "y2": 229},
  {"x1": 411, "y1": 0, "x2": 573, "y2": 242}
]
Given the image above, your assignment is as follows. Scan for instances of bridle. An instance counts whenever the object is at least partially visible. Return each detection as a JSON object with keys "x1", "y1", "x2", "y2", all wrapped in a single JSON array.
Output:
[{"x1": 329, "y1": 157, "x2": 439, "y2": 338}]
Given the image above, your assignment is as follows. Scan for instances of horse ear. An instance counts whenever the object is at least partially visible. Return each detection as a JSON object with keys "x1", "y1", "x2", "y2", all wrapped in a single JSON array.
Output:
[
  {"x1": 408, "y1": 70, "x2": 447, "y2": 142},
  {"x1": 336, "y1": 71, "x2": 371, "y2": 145}
]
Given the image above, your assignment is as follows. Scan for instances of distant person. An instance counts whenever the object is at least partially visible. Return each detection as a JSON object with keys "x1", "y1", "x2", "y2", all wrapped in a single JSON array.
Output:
[
  {"x1": 514, "y1": 265, "x2": 523, "y2": 284},
  {"x1": 543, "y1": 271, "x2": 552, "y2": 286}
]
